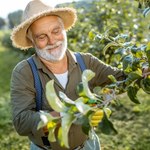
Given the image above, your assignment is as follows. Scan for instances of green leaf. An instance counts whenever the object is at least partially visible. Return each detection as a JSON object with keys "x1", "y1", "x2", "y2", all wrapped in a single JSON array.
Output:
[
  {"x1": 37, "y1": 111, "x2": 59, "y2": 130},
  {"x1": 132, "y1": 58, "x2": 140, "y2": 71},
  {"x1": 88, "y1": 99, "x2": 97, "y2": 104},
  {"x1": 93, "y1": 86, "x2": 102, "y2": 96},
  {"x1": 114, "y1": 34, "x2": 129, "y2": 41},
  {"x1": 128, "y1": 70, "x2": 142, "y2": 80},
  {"x1": 143, "y1": 7, "x2": 150, "y2": 17},
  {"x1": 135, "y1": 50, "x2": 144, "y2": 58},
  {"x1": 59, "y1": 91, "x2": 75, "y2": 105},
  {"x1": 46, "y1": 80, "x2": 67, "y2": 112},
  {"x1": 122, "y1": 42, "x2": 132, "y2": 47},
  {"x1": 102, "y1": 42, "x2": 121, "y2": 55},
  {"x1": 127, "y1": 86, "x2": 140, "y2": 104},
  {"x1": 123, "y1": 55, "x2": 133, "y2": 71},
  {"x1": 82, "y1": 70, "x2": 97, "y2": 100},
  {"x1": 37, "y1": 111, "x2": 60, "y2": 142},
  {"x1": 98, "y1": 113, "x2": 117, "y2": 135},
  {"x1": 58, "y1": 113, "x2": 76, "y2": 148},
  {"x1": 140, "y1": 78, "x2": 150, "y2": 94},
  {"x1": 76, "y1": 82, "x2": 87, "y2": 97},
  {"x1": 81, "y1": 116, "x2": 91, "y2": 135},
  {"x1": 82, "y1": 69, "x2": 95, "y2": 82},
  {"x1": 124, "y1": 64, "x2": 133, "y2": 74},
  {"x1": 48, "y1": 126, "x2": 57, "y2": 142},
  {"x1": 114, "y1": 47, "x2": 126, "y2": 55},
  {"x1": 108, "y1": 75, "x2": 117, "y2": 83},
  {"x1": 125, "y1": 69, "x2": 142, "y2": 85},
  {"x1": 131, "y1": 45, "x2": 140, "y2": 54},
  {"x1": 88, "y1": 31, "x2": 95, "y2": 40},
  {"x1": 84, "y1": 129, "x2": 101, "y2": 150},
  {"x1": 75, "y1": 98, "x2": 92, "y2": 115},
  {"x1": 57, "y1": 127, "x2": 63, "y2": 147}
]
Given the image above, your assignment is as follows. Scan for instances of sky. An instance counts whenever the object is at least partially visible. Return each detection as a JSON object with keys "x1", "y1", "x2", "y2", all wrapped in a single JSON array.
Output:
[{"x1": 1, "y1": 0, "x2": 78, "y2": 18}]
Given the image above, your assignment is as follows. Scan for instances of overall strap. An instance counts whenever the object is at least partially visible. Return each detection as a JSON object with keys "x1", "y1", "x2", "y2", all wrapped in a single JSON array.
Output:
[
  {"x1": 27, "y1": 57, "x2": 51, "y2": 147},
  {"x1": 27, "y1": 57, "x2": 42, "y2": 111},
  {"x1": 74, "y1": 52, "x2": 86, "y2": 71},
  {"x1": 27, "y1": 53, "x2": 86, "y2": 111}
]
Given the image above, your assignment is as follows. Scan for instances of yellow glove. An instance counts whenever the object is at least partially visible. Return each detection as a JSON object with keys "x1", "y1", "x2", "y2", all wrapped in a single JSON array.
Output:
[
  {"x1": 90, "y1": 109, "x2": 104, "y2": 127},
  {"x1": 90, "y1": 108, "x2": 112, "y2": 127}
]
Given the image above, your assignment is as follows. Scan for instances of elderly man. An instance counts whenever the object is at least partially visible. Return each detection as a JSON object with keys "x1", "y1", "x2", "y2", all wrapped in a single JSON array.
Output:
[{"x1": 10, "y1": 0, "x2": 129, "y2": 150}]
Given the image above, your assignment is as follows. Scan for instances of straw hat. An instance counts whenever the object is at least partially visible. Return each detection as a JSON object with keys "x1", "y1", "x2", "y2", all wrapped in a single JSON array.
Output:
[{"x1": 11, "y1": 0, "x2": 77, "y2": 50}]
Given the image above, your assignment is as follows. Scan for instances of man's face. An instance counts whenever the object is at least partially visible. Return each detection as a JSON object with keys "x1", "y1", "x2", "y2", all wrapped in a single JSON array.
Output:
[{"x1": 30, "y1": 16, "x2": 67, "y2": 62}]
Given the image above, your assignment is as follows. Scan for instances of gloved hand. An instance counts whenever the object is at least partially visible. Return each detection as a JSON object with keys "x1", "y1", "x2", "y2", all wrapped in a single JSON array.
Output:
[
  {"x1": 90, "y1": 108, "x2": 112, "y2": 127},
  {"x1": 43, "y1": 111, "x2": 60, "y2": 134},
  {"x1": 90, "y1": 109, "x2": 104, "y2": 127}
]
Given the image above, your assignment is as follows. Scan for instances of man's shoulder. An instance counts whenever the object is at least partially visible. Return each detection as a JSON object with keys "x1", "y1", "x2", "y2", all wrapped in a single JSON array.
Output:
[
  {"x1": 68, "y1": 50, "x2": 94, "y2": 58},
  {"x1": 79, "y1": 52, "x2": 93, "y2": 57},
  {"x1": 13, "y1": 59, "x2": 30, "y2": 74}
]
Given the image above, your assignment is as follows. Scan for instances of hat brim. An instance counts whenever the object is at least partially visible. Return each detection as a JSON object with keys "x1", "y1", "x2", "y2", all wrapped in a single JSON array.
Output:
[{"x1": 11, "y1": 7, "x2": 77, "y2": 50}]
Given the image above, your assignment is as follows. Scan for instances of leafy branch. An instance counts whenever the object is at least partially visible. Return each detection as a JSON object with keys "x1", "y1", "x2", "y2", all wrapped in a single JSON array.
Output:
[
  {"x1": 37, "y1": 62, "x2": 149, "y2": 149},
  {"x1": 89, "y1": 29, "x2": 150, "y2": 104},
  {"x1": 37, "y1": 70, "x2": 118, "y2": 149}
]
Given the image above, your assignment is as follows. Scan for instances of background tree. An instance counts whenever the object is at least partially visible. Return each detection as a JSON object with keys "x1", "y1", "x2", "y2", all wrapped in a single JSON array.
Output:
[
  {"x1": 66, "y1": 0, "x2": 149, "y2": 64},
  {"x1": 8, "y1": 10, "x2": 23, "y2": 29},
  {"x1": 0, "y1": 17, "x2": 6, "y2": 29}
]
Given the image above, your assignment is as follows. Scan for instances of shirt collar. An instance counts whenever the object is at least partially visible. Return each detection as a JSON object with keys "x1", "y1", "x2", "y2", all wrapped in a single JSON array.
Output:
[{"x1": 32, "y1": 49, "x2": 77, "y2": 71}]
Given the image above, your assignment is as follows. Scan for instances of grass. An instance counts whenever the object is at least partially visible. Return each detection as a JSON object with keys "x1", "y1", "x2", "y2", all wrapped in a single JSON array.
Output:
[
  {"x1": 0, "y1": 93, "x2": 30, "y2": 150},
  {"x1": 0, "y1": 43, "x2": 150, "y2": 150},
  {"x1": 0, "y1": 43, "x2": 30, "y2": 149},
  {"x1": 0, "y1": 42, "x2": 25, "y2": 95},
  {"x1": 99, "y1": 91, "x2": 150, "y2": 150}
]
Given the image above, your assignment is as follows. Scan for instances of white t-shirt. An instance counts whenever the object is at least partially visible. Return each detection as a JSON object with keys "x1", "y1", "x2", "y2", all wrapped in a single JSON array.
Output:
[{"x1": 54, "y1": 71, "x2": 68, "y2": 89}]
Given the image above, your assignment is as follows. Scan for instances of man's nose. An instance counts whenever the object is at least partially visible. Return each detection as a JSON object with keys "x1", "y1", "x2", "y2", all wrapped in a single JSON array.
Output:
[{"x1": 47, "y1": 34, "x2": 56, "y2": 45}]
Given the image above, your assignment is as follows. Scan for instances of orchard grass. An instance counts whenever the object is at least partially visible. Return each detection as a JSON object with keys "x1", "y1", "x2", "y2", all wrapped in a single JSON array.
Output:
[
  {"x1": 0, "y1": 45, "x2": 30, "y2": 149},
  {"x1": 0, "y1": 93, "x2": 30, "y2": 150},
  {"x1": 99, "y1": 91, "x2": 150, "y2": 150}
]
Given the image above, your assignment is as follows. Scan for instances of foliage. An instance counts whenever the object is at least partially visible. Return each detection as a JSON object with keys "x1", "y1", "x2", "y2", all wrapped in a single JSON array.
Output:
[
  {"x1": 1, "y1": 31, "x2": 14, "y2": 49},
  {"x1": 37, "y1": 54, "x2": 149, "y2": 148},
  {"x1": 136, "y1": 0, "x2": 150, "y2": 8},
  {"x1": 99, "y1": 90, "x2": 150, "y2": 150},
  {"x1": 0, "y1": 44, "x2": 29, "y2": 149},
  {"x1": 8, "y1": 10, "x2": 23, "y2": 29},
  {"x1": 37, "y1": 70, "x2": 116, "y2": 148},
  {"x1": 135, "y1": 0, "x2": 150, "y2": 20},
  {"x1": 89, "y1": 29, "x2": 150, "y2": 101},
  {"x1": 65, "y1": 0, "x2": 150, "y2": 60},
  {"x1": 0, "y1": 93, "x2": 30, "y2": 150},
  {"x1": 0, "y1": 17, "x2": 6, "y2": 29},
  {"x1": 0, "y1": 44, "x2": 24, "y2": 95},
  {"x1": 0, "y1": 30, "x2": 34, "y2": 56}
]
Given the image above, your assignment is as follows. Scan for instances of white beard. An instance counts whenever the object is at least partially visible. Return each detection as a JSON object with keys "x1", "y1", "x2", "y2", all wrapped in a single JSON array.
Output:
[{"x1": 35, "y1": 33, "x2": 67, "y2": 62}]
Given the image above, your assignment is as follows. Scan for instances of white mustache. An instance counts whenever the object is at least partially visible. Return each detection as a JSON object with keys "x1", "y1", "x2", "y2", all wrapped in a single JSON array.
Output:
[{"x1": 43, "y1": 41, "x2": 63, "y2": 51}]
